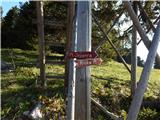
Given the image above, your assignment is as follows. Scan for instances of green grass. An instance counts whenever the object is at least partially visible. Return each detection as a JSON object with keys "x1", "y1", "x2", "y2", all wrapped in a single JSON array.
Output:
[
  {"x1": 92, "y1": 61, "x2": 160, "y2": 99},
  {"x1": 1, "y1": 48, "x2": 65, "y2": 119},
  {"x1": 91, "y1": 61, "x2": 160, "y2": 119},
  {"x1": 1, "y1": 48, "x2": 160, "y2": 119}
]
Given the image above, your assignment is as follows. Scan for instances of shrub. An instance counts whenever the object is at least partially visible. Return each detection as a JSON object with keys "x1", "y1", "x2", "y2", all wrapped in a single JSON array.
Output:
[{"x1": 138, "y1": 108, "x2": 160, "y2": 120}]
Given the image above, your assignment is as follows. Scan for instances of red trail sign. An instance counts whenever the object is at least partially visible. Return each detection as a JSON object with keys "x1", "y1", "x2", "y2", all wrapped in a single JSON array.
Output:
[
  {"x1": 75, "y1": 58, "x2": 102, "y2": 68},
  {"x1": 68, "y1": 51, "x2": 98, "y2": 59}
]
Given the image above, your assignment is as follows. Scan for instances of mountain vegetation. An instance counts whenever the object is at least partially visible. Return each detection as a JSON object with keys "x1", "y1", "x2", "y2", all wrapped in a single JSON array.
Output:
[
  {"x1": 1, "y1": 48, "x2": 160, "y2": 119},
  {"x1": 1, "y1": 1, "x2": 160, "y2": 68},
  {"x1": 1, "y1": 1, "x2": 160, "y2": 119}
]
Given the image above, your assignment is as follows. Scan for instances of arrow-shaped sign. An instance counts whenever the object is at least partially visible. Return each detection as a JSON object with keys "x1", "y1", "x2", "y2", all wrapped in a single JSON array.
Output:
[
  {"x1": 68, "y1": 51, "x2": 98, "y2": 59},
  {"x1": 75, "y1": 58, "x2": 102, "y2": 68}
]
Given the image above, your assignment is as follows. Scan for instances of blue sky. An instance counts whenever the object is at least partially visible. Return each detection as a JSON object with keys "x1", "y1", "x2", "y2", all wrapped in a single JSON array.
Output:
[
  {"x1": 1, "y1": 1, "x2": 160, "y2": 61},
  {"x1": 1, "y1": 1, "x2": 27, "y2": 17},
  {"x1": 2, "y1": 2, "x2": 19, "y2": 17}
]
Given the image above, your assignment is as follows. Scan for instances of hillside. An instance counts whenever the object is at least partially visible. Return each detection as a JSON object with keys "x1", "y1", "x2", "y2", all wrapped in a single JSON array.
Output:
[{"x1": 1, "y1": 48, "x2": 160, "y2": 119}]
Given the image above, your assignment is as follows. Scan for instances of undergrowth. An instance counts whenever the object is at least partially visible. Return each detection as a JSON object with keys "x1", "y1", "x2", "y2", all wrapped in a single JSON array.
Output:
[{"x1": 1, "y1": 48, "x2": 160, "y2": 119}]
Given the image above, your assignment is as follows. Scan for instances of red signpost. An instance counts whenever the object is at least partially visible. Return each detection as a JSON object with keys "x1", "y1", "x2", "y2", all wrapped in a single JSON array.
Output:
[
  {"x1": 75, "y1": 58, "x2": 102, "y2": 68},
  {"x1": 67, "y1": 51, "x2": 102, "y2": 68},
  {"x1": 68, "y1": 51, "x2": 98, "y2": 59}
]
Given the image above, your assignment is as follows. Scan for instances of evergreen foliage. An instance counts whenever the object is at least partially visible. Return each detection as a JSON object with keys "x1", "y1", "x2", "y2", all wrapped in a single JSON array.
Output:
[{"x1": 1, "y1": 1, "x2": 160, "y2": 68}]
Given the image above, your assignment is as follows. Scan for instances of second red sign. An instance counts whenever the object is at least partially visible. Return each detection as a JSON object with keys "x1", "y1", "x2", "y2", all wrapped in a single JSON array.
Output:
[{"x1": 75, "y1": 58, "x2": 102, "y2": 68}]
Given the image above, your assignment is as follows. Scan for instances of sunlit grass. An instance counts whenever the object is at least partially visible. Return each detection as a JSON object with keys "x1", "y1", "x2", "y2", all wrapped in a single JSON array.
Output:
[{"x1": 1, "y1": 48, "x2": 160, "y2": 119}]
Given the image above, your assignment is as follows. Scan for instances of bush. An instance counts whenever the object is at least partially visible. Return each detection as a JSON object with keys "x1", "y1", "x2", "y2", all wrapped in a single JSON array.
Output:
[{"x1": 138, "y1": 108, "x2": 160, "y2": 120}]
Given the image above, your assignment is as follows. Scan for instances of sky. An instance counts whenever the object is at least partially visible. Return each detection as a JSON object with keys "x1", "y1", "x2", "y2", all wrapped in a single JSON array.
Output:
[
  {"x1": 1, "y1": 1, "x2": 27, "y2": 17},
  {"x1": 1, "y1": 1, "x2": 160, "y2": 61}
]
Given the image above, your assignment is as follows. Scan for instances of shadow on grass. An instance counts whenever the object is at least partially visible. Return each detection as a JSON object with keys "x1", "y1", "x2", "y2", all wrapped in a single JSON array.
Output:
[
  {"x1": 1, "y1": 49, "x2": 38, "y2": 68},
  {"x1": 91, "y1": 75, "x2": 131, "y2": 115},
  {"x1": 1, "y1": 77, "x2": 64, "y2": 120},
  {"x1": 92, "y1": 75, "x2": 130, "y2": 88}
]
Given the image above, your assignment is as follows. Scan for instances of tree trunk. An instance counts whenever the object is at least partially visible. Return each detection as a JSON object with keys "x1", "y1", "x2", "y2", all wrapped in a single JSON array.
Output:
[{"x1": 36, "y1": 1, "x2": 46, "y2": 88}]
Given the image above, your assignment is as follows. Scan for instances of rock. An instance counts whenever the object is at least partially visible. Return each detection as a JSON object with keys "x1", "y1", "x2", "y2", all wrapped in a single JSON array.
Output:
[
  {"x1": 1, "y1": 61, "x2": 14, "y2": 72},
  {"x1": 23, "y1": 102, "x2": 43, "y2": 120}
]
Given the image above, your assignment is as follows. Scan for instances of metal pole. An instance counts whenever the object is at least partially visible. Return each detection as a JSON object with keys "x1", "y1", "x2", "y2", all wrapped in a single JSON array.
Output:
[
  {"x1": 131, "y1": 1, "x2": 137, "y2": 97},
  {"x1": 75, "y1": 1, "x2": 92, "y2": 120},
  {"x1": 36, "y1": 1, "x2": 46, "y2": 88},
  {"x1": 127, "y1": 20, "x2": 160, "y2": 120}
]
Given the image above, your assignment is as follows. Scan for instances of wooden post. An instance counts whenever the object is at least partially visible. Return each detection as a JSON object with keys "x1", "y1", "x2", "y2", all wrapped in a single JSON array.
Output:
[
  {"x1": 137, "y1": 16, "x2": 160, "y2": 45},
  {"x1": 123, "y1": 1, "x2": 160, "y2": 69},
  {"x1": 131, "y1": 2, "x2": 137, "y2": 97},
  {"x1": 74, "y1": 1, "x2": 92, "y2": 120},
  {"x1": 65, "y1": 1, "x2": 75, "y2": 97},
  {"x1": 36, "y1": 1, "x2": 46, "y2": 87},
  {"x1": 94, "y1": 10, "x2": 124, "y2": 51},
  {"x1": 91, "y1": 98, "x2": 121, "y2": 120},
  {"x1": 127, "y1": 21, "x2": 160, "y2": 120},
  {"x1": 137, "y1": 2, "x2": 156, "y2": 32},
  {"x1": 92, "y1": 14, "x2": 131, "y2": 73},
  {"x1": 66, "y1": 59, "x2": 76, "y2": 120},
  {"x1": 137, "y1": 2, "x2": 160, "y2": 68},
  {"x1": 66, "y1": 2, "x2": 76, "y2": 119}
]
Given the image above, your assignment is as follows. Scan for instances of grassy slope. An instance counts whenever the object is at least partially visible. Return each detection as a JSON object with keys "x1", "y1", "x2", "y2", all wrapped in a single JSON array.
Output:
[
  {"x1": 1, "y1": 48, "x2": 160, "y2": 119},
  {"x1": 92, "y1": 61, "x2": 160, "y2": 100},
  {"x1": 91, "y1": 61, "x2": 160, "y2": 119}
]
